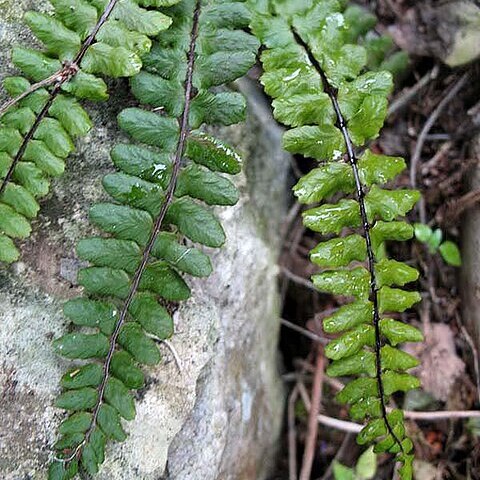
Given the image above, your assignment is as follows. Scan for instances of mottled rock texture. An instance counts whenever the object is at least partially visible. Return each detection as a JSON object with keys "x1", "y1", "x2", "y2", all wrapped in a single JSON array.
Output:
[
  {"x1": 0, "y1": 2, "x2": 288, "y2": 478},
  {"x1": 462, "y1": 135, "x2": 480, "y2": 351}
]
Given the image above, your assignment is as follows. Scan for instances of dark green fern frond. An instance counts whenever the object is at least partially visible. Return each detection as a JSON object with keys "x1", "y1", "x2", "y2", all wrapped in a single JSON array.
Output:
[
  {"x1": 251, "y1": 1, "x2": 422, "y2": 478},
  {"x1": 49, "y1": 1, "x2": 259, "y2": 478},
  {"x1": 0, "y1": 0, "x2": 180, "y2": 263}
]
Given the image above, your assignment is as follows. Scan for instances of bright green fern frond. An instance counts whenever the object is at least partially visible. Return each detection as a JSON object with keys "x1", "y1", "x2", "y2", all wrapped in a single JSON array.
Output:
[
  {"x1": 251, "y1": 1, "x2": 421, "y2": 478},
  {"x1": 0, "y1": 0, "x2": 180, "y2": 264},
  {"x1": 49, "y1": 1, "x2": 259, "y2": 477}
]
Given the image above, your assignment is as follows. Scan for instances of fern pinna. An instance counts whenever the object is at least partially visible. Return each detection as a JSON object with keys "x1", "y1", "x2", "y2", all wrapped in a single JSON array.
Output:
[
  {"x1": 49, "y1": 1, "x2": 259, "y2": 478},
  {"x1": 0, "y1": 0, "x2": 179, "y2": 264},
  {"x1": 251, "y1": 1, "x2": 423, "y2": 478}
]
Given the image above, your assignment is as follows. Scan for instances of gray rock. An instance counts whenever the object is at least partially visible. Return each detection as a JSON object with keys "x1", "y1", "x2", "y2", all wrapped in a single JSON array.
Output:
[
  {"x1": 461, "y1": 134, "x2": 480, "y2": 350},
  {"x1": 0, "y1": 2, "x2": 288, "y2": 479}
]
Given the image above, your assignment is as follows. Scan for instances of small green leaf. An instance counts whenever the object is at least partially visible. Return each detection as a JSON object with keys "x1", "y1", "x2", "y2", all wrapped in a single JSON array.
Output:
[
  {"x1": 152, "y1": 232, "x2": 212, "y2": 278},
  {"x1": 77, "y1": 237, "x2": 141, "y2": 274},
  {"x1": 356, "y1": 446, "x2": 377, "y2": 480},
  {"x1": 176, "y1": 164, "x2": 239, "y2": 206},
  {"x1": 129, "y1": 292, "x2": 174, "y2": 339},
  {"x1": 414, "y1": 223, "x2": 432, "y2": 243},
  {"x1": 323, "y1": 301, "x2": 373, "y2": 334},
  {"x1": 375, "y1": 259, "x2": 419, "y2": 288},
  {"x1": 111, "y1": 144, "x2": 171, "y2": 186},
  {"x1": 50, "y1": 0, "x2": 98, "y2": 40},
  {"x1": 89, "y1": 428, "x2": 106, "y2": 466},
  {"x1": 24, "y1": 11, "x2": 81, "y2": 60},
  {"x1": 350, "y1": 397, "x2": 382, "y2": 422},
  {"x1": 378, "y1": 287, "x2": 421, "y2": 313},
  {"x1": 50, "y1": 96, "x2": 93, "y2": 138},
  {"x1": 310, "y1": 234, "x2": 366, "y2": 269},
  {"x1": 427, "y1": 229, "x2": 443, "y2": 253},
  {"x1": 81, "y1": 43, "x2": 142, "y2": 78},
  {"x1": 140, "y1": 262, "x2": 191, "y2": 301},
  {"x1": 186, "y1": 132, "x2": 242, "y2": 175},
  {"x1": 1, "y1": 183, "x2": 40, "y2": 219},
  {"x1": 35, "y1": 118, "x2": 75, "y2": 159},
  {"x1": 325, "y1": 324, "x2": 375, "y2": 361},
  {"x1": 283, "y1": 124, "x2": 345, "y2": 159},
  {"x1": 357, "y1": 418, "x2": 387, "y2": 445},
  {"x1": 104, "y1": 377, "x2": 136, "y2": 420},
  {"x1": 327, "y1": 350, "x2": 376, "y2": 377},
  {"x1": 54, "y1": 333, "x2": 109, "y2": 359},
  {"x1": 78, "y1": 267, "x2": 131, "y2": 299},
  {"x1": 111, "y1": 350, "x2": 145, "y2": 389},
  {"x1": 293, "y1": 163, "x2": 353, "y2": 204},
  {"x1": 118, "y1": 322, "x2": 161, "y2": 365},
  {"x1": 336, "y1": 377, "x2": 378, "y2": 405},
  {"x1": 59, "y1": 412, "x2": 93, "y2": 435},
  {"x1": 81, "y1": 442, "x2": 99, "y2": 475},
  {"x1": 55, "y1": 387, "x2": 98, "y2": 411},
  {"x1": 24, "y1": 140, "x2": 65, "y2": 177},
  {"x1": 366, "y1": 186, "x2": 420, "y2": 222},
  {"x1": 312, "y1": 267, "x2": 370, "y2": 299},
  {"x1": 63, "y1": 298, "x2": 118, "y2": 336},
  {"x1": 439, "y1": 241, "x2": 462, "y2": 267},
  {"x1": 118, "y1": 108, "x2": 179, "y2": 152},
  {"x1": 371, "y1": 221, "x2": 414, "y2": 252},
  {"x1": 0, "y1": 234, "x2": 20, "y2": 263},
  {"x1": 303, "y1": 199, "x2": 360, "y2": 235},
  {"x1": 359, "y1": 150, "x2": 406, "y2": 186},
  {"x1": 89, "y1": 203, "x2": 153, "y2": 247},
  {"x1": 13, "y1": 161, "x2": 50, "y2": 198},
  {"x1": 61, "y1": 363, "x2": 103, "y2": 389},
  {"x1": 333, "y1": 461, "x2": 355, "y2": 480},
  {"x1": 97, "y1": 403, "x2": 127, "y2": 442},
  {"x1": 0, "y1": 203, "x2": 31, "y2": 239},
  {"x1": 62, "y1": 71, "x2": 109, "y2": 101},
  {"x1": 380, "y1": 318, "x2": 424, "y2": 346},
  {"x1": 381, "y1": 345, "x2": 419, "y2": 371},
  {"x1": 11, "y1": 47, "x2": 61, "y2": 82},
  {"x1": 272, "y1": 92, "x2": 334, "y2": 128},
  {"x1": 166, "y1": 198, "x2": 226, "y2": 248},
  {"x1": 382, "y1": 371, "x2": 421, "y2": 396}
]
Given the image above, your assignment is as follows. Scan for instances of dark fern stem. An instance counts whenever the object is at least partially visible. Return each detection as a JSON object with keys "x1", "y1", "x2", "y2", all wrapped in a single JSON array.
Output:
[
  {"x1": 64, "y1": 0, "x2": 202, "y2": 464},
  {"x1": 0, "y1": 0, "x2": 119, "y2": 197},
  {"x1": 251, "y1": 2, "x2": 424, "y2": 478},
  {"x1": 50, "y1": 1, "x2": 259, "y2": 477},
  {"x1": 292, "y1": 27, "x2": 404, "y2": 452}
]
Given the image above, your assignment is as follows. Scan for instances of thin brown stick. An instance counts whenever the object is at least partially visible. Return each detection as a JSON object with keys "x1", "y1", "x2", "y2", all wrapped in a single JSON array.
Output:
[
  {"x1": 388, "y1": 65, "x2": 440, "y2": 117},
  {"x1": 282, "y1": 267, "x2": 317, "y2": 292},
  {"x1": 409, "y1": 73, "x2": 469, "y2": 224},
  {"x1": 0, "y1": 0, "x2": 120, "y2": 197},
  {"x1": 297, "y1": 381, "x2": 363, "y2": 433},
  {"x1": 299, "y1": 346, "x2": 325, "y2": 480},
  {"x1": 288, "y1": 386, "x2": 300, "y2": 480},
  {"x1": 0, "y1": 72, "x2": 63, "y2": 117},
  {"x1": 459, "y1": 325, "x2": 480, "y2": 404},
  {"x1": 281, "y1": 319, "x2": 328, "y2": 345}
]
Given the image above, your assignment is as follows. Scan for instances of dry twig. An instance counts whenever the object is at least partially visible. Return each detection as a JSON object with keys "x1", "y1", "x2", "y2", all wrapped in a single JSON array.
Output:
[{"x1": 299, "y1": 346, "x2": 325, "y2": 480}]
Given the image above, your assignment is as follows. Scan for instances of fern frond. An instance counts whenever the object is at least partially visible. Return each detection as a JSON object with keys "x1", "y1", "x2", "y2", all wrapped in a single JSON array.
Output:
[
  {"x1": 0, "y1": 0, "x2": 180, "y2": 263},
  {"x1": 251, "y1": 2, "x2": 421, "y2": 478},
  {"x1": 49, "y1": 1, "x2": 259, "y2": 477}
]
